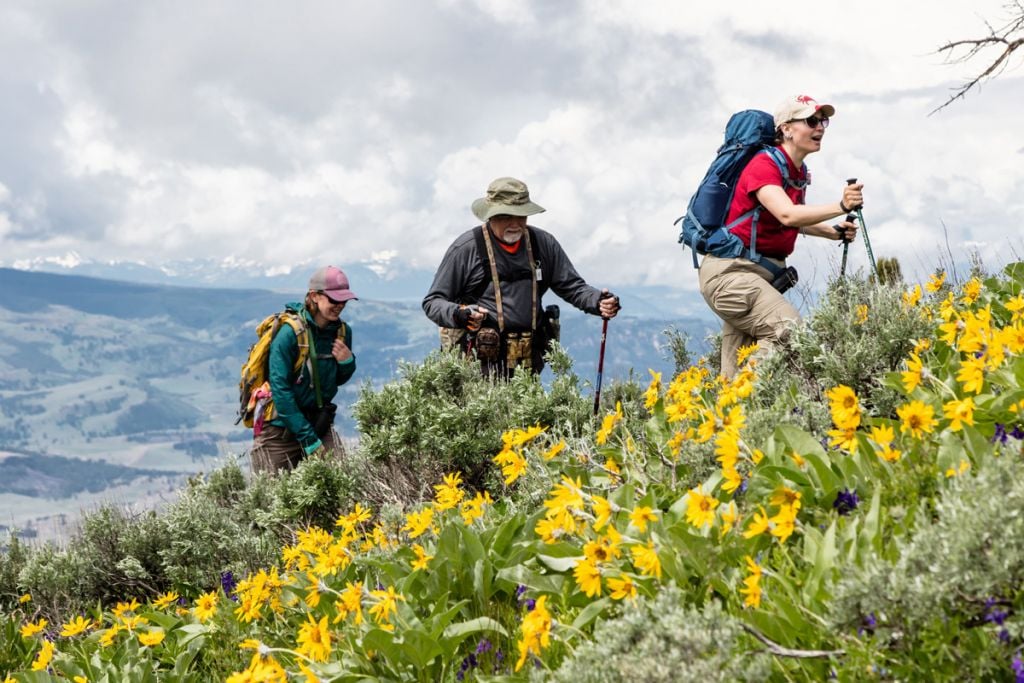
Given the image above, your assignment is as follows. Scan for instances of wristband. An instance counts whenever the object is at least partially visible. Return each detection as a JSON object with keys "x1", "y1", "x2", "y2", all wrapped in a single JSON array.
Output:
[{"x1": 839, "y1": 199, "x2": 851, "y2": 213}]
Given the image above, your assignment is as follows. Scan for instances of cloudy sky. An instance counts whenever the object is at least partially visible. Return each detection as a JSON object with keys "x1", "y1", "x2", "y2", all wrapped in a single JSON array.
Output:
[{"x1": 1, "y1": 0, "x2": 1022, "y2": 299}]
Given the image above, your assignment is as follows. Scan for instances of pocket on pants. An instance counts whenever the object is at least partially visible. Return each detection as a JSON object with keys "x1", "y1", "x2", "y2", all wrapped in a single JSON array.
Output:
[{"x1": 710, "y1": 279, "x2": 757, "y2": 319}]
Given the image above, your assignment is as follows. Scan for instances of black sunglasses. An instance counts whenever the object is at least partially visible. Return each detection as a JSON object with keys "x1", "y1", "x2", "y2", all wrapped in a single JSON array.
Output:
[
  {"x1": 319, "y1": 291, "x2": 346, "y2": 305},
  {"x1": 794, "y1": 115, "x2": 829, "y2": 129}
]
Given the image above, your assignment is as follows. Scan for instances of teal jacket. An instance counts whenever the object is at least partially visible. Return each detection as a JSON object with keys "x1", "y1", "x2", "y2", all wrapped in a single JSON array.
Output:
[{"x1": 266, "y1": 302, "x2": 356, "y2": 450}]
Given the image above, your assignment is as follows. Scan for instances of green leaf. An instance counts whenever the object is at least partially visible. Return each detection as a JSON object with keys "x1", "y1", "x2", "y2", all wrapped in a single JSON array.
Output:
[
  {"x1": 460, "y1": 523, "x2": 486, "y2": 565},
  {"x1": 537, "y1": 554, "x2": 581, "y2": 573},
  {"x1": 570, "y1": 597, "x2": 611, "y2": 631},
  {"x1": 362, "y1": 628, "x2": 402, "y2": 663},
  {"x1": 442, "y1": 616, "x2": 508, "y2": 642},
  {"x1": 397, "y1": 628, "x2": 443, "y2": 671}
]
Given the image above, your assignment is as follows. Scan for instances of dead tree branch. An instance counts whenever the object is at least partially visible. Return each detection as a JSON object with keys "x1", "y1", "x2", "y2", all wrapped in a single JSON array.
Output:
[{"x1": 931, "y1": 1, "x2": 1024, "y2": 114}]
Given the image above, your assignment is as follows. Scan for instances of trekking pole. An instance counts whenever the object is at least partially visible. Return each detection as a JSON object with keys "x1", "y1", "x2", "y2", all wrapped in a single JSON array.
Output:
[
  {"x1": 838, "y1": 179, "x2": 857, "y2": 280},
  {"x1": 846, "y1": 177, "x2": 877, "y2": 277},
  {"x1": 593, "y1": 317, "x2": 609, "y2": 416}
]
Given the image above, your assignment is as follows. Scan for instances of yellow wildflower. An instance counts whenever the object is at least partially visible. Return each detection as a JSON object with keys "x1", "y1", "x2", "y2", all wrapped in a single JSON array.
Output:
[
  {"x1": 541, "y1": 440, "x2": 566, "y2": 461},
  {"x1": 719, "y1": 500, "x2": 739, "y2": 535},
  {"x1": 736, "y1": 342, "x2": 759, "y2": 366},
  {"x1": 826, "y1": 385, "x2": 861, "y2": 429},
  {"x1": 60, "y1": 615, "x2": 94, "y2": 637},
  {"x1": 926, "y1": 271, "x2": 946, "y2": 293},
  {"x1": 607, "y1": 574, "x2": 638, "y2": 601},
  {"x1": 31, "y1": 639, "x2": 55, "y2": 671},
  {"x1": 902, "y1": 284, "x2": 922, "y2": 308},
  {"x1": 138, "y1": 629, "x2": 165, "y2": 647},
  {"x1": 368, "y1": 585, "x2": 404, "y2": 627},
  {"x1": 591, "y1": 495, "x2": 614, "y2": 531},
  {"x1": 573, "y1": 557, "x2": 603, "y2": 597},
  {"x1": 743, "y1": 506, "x2": 770, "y2": 538},
  {"x1": 152, "y1": 591, "x2": 179, "y2": 610},
  {"x1": 630, "y1": 540, "x2": 662, "y2": 579},
  {"x1": 854, "y1": 303, "x2": 869, "y2": 324},
  {"x1": 943, "y1": 397, "x2": 975, "y2": 431},
  {"x1": 460, "y1": 490, "x2": 493, "y2": 525},
  {"x1": 402, "y1": 507, "x2": 434, "y2": 539},
  {"x1": 596, "y1": 402, "x2": 624, "y2": 445},
  {"x1": 433, "y1": 472, "x2": 465, "y2": 511},
  {"x1": 193, "y1": 591, "x2": 219, "y2": 623},
  {"x1": 493, "y1": 446, "x2": 528, "y2": 485},
  {"x1": 739, "y1": 555, "x2": 763, "y2": 608},
  {"x1": 629, "y1": 505, "x2": 658, "y2": 534},
  {"x1": 897, "y1": 400, "x2": 937, "y2": 439},
  {"x1": 769, "y1": 506, "x2": 798, "y2": 544},
  {"x1": 643, "y1": 370, "x2": 662, "y2": 410},
  {"x1": 901, "y1": 352, "x2": 926, "y2": 393},
  {"x1": 411, "y1": 543, "x2": 433, "y2": 571},
  {"x1": 956, "y1": 356, "x2": 986, "y2": 394},
  {"x1": 20, "y1": 618, "x2": 48, "y2": 638},
  {"x1": 685, "y1": 486, "x2": 720, "y2": 529},
  {"x1": 112, "y1": 598, "x2": 140, "y2": 618},
  {"x1": 296, "y1": 614, "x2": 332, "y2": 663},
  {"x1": 961, "y1": 277, "x2": 982, "y2": 305},
  {"x1": 18, "y1": 593, "x2": 31, "y2": 604},
  {"x1": 514, "y1": 595, "x2": 553, "y2": 671}
]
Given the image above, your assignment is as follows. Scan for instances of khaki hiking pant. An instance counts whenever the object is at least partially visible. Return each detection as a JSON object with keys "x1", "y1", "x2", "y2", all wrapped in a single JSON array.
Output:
[
  {"x1": 250, "y1": 424, "x2": 343, "y2": 475},
  {"x1": 698, "y1": 255, "x2": 800, "y2": 379}
]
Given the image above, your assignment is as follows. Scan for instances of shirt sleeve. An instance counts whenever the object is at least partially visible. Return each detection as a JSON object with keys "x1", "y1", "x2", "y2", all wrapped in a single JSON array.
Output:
[
  {"x1": 267, "y1": 324, "x2": 318, "y2": 448},
  {"x1": 739, "y1": 153, "x2": 785, "y2": 198},
  {"x1": 422, "y1": 232, "x2": 488, "y2": 327}
]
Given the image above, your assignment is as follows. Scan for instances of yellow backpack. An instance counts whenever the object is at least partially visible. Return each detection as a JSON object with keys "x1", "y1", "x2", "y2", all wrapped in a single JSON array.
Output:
[{"x1": 237, "y1": 310, "x2": 309, "y2": 429}]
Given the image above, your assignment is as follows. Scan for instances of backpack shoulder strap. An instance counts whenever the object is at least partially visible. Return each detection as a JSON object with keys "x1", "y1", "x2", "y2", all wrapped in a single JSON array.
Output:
[
  {"x1": 762, "y1": 147, "x2": 808, "y2": 191},
  {"x1": 279, "y1": 311, "x2": 309, "y2": 374}
]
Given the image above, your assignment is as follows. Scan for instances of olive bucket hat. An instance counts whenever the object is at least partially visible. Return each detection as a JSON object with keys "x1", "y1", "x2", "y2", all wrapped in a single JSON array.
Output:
[{"x1": 471, "y1": 177, "x2": 546, "y2": 222}]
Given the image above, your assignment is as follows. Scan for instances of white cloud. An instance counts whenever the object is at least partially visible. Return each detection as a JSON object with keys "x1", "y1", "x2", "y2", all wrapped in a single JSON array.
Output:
[{"x1": 0, "y1": 0, "x2": 1021, "y2": 296}]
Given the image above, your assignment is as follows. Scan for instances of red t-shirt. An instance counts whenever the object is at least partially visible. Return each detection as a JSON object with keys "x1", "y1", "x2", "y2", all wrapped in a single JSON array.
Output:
[{"x1": 726, "y1": 147, "x2": 807, "y2": 259}]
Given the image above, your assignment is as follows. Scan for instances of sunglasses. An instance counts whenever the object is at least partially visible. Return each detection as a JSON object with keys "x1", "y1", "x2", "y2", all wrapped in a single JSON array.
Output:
[
  {"x1": 794, "y1": 115, "x2": 829, "y2": 129},
  {"x1": 319, "y1": 291, "x2": 346, "y2": 305}
]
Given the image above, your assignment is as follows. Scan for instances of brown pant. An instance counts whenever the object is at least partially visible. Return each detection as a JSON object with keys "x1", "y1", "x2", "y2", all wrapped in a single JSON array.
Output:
[
  {"x1": 698, "y1": 255, "x2": 800, "y2": 379},
  {"x1": 249, "y1": 424, "x2": 342, "y2": 475}
]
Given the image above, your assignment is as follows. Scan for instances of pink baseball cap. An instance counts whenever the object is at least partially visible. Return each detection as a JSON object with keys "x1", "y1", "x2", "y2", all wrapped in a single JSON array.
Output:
[{"x1": 308, "y1": 265, "x2": 358, "y2": 302}]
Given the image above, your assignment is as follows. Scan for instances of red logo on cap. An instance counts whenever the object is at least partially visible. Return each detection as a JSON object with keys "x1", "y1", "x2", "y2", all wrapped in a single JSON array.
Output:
[{"x1": 796, "y1": 95, "x2": 815, "y2": 104}]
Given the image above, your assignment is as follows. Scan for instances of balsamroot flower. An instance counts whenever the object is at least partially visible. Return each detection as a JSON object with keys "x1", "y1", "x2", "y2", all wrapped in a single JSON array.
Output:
[
  {"x1": 514, "y1": 595, "x2": 553, "y2": 672},
  {"x1": 193, "y1": 591, "x2": 219, "y2": 623},
  {"x1": 296, "y1": 614, "x2": 332, "y2": 663},
  {"x1": 739, "y1": 556, "x2": 763, "y2": 609},
  {"x1": 943, "y1": 397, "x2": 976, "y2": 431},
  {"x1": 897, "y1": 400, "x2": 937, "y2": 439},
  {"x1": 684, "y1": 486, "x2": 720, "y2": 529}
]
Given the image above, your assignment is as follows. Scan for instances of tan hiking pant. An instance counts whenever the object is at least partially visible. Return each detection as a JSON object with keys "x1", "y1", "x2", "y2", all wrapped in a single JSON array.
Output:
[
  {"x1": 249, "y1": 424, "x2": 343, "y2": 475},
  {"x1": 698, "y1": 255, "x2": 800, "y2": 379}
]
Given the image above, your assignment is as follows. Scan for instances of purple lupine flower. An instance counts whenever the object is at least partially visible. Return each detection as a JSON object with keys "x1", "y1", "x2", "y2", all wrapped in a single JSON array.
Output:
[
  {"x1": 220, "y1": 570, "x2": 237, "y2": 596},
  {"x1": 495, "y1": 649, "x2": 504, "y2": 663},
  {"x1": 738, "y1": 479, "x2": 748, "y2": 495},
  {"x1": 1012, "y1": 655, "x2": 1024, "y2": 683},
  {"x1": 524, "y1": 598, "x2": 536, "y2": 611},
  {"x1": 993, "y1": 424, "x2": 1009, "y2": 444},
  {"x1": 515, "y1": 584, "x2": 527, "y2": 598},
  {"x1": 985, "y1": 609, "x2": 1009, "y2": 626},
  {"x1": 999, "y1": 628, "x2": 1011, "y2": 644},
  {"x1": 475, "y1": 638, "x2": 493, "y2": 655},
  {"x1": 857, "y1": 612, "x2": 877, "y2": 636},
  {"x1": 1011, "y1": 425, "x2": 1024, "y2": 440},
  {"x1": 833, "y1": 489, "x2": 859, "y2": 516}
]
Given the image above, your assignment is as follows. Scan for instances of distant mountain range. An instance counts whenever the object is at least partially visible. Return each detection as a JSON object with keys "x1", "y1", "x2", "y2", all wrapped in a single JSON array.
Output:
[
  {"x1": 0, "y1": 266, "x2": 715, "y2": 537},
  {"x1": 3, "y1": 253, "x2": 712, "y2": 319}
]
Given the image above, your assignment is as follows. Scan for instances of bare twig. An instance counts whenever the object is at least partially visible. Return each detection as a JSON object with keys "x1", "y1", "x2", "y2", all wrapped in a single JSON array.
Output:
[
  {"x1": 931, "y1": 1, "x2": 1024, "y2": 114},
  {"x1": 742, "y1": 623, "x2": 846, "y2": 659}
]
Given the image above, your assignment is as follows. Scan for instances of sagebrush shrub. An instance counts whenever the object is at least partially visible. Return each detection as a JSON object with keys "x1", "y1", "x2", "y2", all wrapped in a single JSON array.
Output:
[{"x1": 542, "y1": 586, "x2": 770, "y2": 683}]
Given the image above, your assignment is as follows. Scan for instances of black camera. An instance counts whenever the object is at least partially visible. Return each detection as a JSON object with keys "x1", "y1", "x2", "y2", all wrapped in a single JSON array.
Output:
[
  {"x1": 304, "y1": 402, "x2": 337, "y2": 438},
  {"x1": 770, "y1": 266, "x2": 799, "y2": 294}
]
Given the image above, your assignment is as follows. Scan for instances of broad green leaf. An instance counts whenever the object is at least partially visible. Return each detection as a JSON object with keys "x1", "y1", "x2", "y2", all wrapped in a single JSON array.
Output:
[
  {"x1": 397, "y1": 628, "x2": 443, "y2": 671},
  {"x1": 442, "y1": 616, "x2": 508, "y2": 642},
  {"x1": 537, "y1": 554, "x2": 581, "y2": 573},
  {"x1": 571, "y1": 597, "x2": 611, "y2": 631}
]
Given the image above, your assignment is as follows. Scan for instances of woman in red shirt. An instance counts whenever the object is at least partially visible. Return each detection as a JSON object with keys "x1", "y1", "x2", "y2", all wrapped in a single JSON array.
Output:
[{"x1": 698, "y1": 94, "x2": 864, "y2": 378}]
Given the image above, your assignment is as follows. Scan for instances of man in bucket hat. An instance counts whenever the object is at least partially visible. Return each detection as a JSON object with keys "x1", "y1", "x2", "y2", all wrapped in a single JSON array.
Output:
[{"x1": 423, "y1": 176, "x2": 620, "y2": 378}]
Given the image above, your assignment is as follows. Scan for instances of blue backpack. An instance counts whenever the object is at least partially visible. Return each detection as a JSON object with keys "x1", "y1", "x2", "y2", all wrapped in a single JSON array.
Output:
[{"x1": 676, "y1": 109, "x2": 806, "y2": 272}]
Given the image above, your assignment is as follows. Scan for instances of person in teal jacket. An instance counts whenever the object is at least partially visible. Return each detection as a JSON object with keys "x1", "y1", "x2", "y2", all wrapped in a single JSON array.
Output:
[{"x1": 250, "y1": 265, "x2": 357, "y2": 473}]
